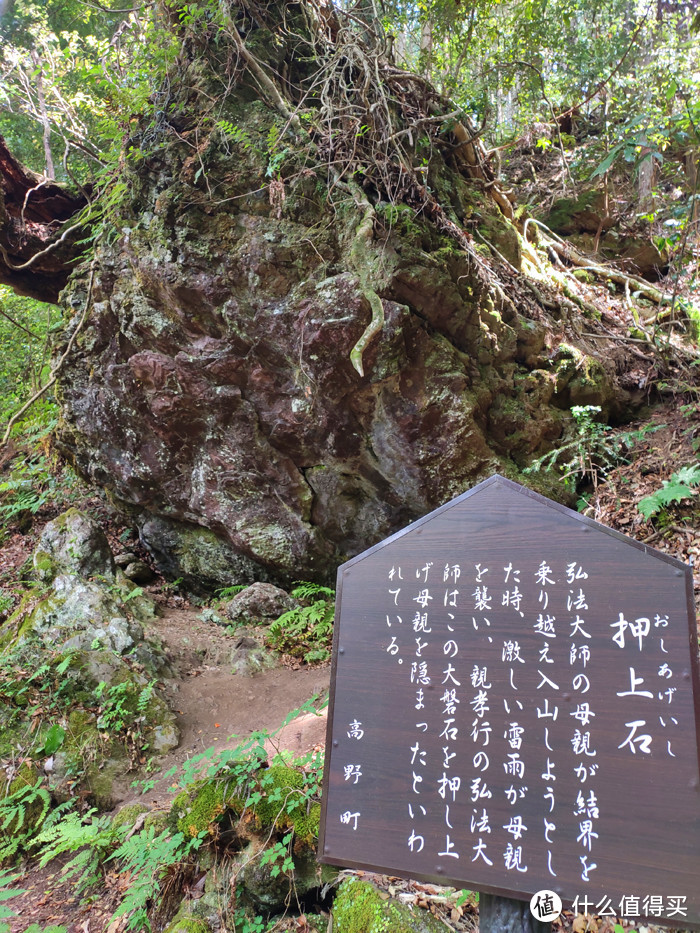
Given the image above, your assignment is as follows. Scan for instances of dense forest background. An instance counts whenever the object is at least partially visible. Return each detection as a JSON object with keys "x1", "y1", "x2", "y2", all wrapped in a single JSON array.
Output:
[{"x1": 0, "y1": 0, "x2": 699, "y2": 931}]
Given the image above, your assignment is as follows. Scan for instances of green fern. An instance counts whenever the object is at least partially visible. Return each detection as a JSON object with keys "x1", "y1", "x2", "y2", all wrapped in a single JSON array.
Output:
[
  {"x1": 290, "y1": 582, "x2": 335, "y2": 601},
  {"x1": 638, "y1": 463, "x2": 700, "y2": 519},
  {"x1": 267, "y1": 584, "x2": 335, "y2": 663},
  {"x1": 216, "y1": 120, "x2": 257, "y2": 153},
  {"x1": 215, "y1": 584, "x2": 248, "y2": 600},
  {"x1": 0, "y1": 778, "x2": 51, "y2": 859},
  {"x1": 106, "y1": 826, "x2": 204, "y2": 931}
]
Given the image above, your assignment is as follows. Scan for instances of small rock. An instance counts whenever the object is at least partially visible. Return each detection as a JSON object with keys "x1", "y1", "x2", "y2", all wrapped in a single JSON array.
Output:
[
  {"x1": 226, "y1": 582, "x2": 299, "y2": 626},
  {"x1": 229, "y1": 640, "x2": 279, "y2": 676},
  {"x1": 151, "y1": 721, "x2": 180, "y2": 755},
  {"x1": 33, "y1": 509, "x2": 116, "y2": 582},
  {"x1": 123, "y1": 560, "x2": 155, "y2": 584},
  {"x1": 114, "y1": 551, "x2": 138, "y2": 568}
]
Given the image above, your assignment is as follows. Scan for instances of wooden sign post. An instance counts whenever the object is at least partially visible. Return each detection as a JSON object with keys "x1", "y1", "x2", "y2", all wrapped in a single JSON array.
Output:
[{"x1": 319, "y1": 475, "x2": 700, "y2": 930}]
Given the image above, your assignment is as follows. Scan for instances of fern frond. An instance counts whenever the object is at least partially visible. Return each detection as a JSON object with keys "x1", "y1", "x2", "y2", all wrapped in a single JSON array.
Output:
[
  {"x1": 674, "y1": 464, "x2": 700, "y2": 486},
  {"x1": 290, "y1": 582, "x2": 335, "y2": 600}
]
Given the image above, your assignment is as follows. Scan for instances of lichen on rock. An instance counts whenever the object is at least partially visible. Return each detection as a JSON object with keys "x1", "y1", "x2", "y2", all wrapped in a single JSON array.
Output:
[{"x1": 226, "y1": 583, "x2": 299, "y2": 626}]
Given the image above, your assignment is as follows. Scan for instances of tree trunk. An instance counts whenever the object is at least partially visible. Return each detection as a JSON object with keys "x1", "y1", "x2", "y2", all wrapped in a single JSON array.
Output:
[{"x1": 0, "y1": 135, "x2": 88, "y2": 302}]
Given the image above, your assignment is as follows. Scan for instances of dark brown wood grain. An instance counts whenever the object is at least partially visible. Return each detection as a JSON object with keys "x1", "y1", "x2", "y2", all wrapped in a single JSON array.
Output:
[{"x1": 319, "y1": 475, "x2": 700, "y2": 929}]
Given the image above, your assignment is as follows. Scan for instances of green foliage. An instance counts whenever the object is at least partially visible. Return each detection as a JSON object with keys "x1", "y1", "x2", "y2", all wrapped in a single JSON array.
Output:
[
  {"x1": 266, "y1": 583, "x2": 335, "y2": 664},
  {"x1": 35, "y1": 809, "x2": 115, "y2": 886},
  {"x1": 107, "y1": 827, "x2": 204, "y2": 931},
  {"x1": 39, "y1": 723, "x2": 66, "y2": 756},
  {"x1": 0, "y1": 399, "x2": 82, "y2": 539},
  {"x1": 26, "y1": 701, "x2": 326, "y2": 930},
  {"x1": 0, "y1": 869, "x2": 26, "y2": 933},
  {"x1": 0, "y1": 288, "x2": 57, "y2": 423},
  {"x1": 525, "y1": 406, "x2": 618, "y2": 490},
  {"x1": 258, "y1": 830, "x2": 294, "y2": 877},
  {"x1": 95, "y1": 679, "x2": 155, "y2": 736},
  {"x1": 215, "y1": 584, "x2": 248, "y2": 600},
  {"x1": 638, "y1": 463, "x2": 700, "y2": 520},
  {"x1": 22, "y1": 926, "x2": 67, "y2": 933},
  {"x1": 0, "y1": 774, "x2": 51, "y2": 860},
  {"x1": 0, "y1": 456, "x2": 53, "y2": 525},
  {"x1": 0, "y1": 639, "x2": 157, "y2": 777}
]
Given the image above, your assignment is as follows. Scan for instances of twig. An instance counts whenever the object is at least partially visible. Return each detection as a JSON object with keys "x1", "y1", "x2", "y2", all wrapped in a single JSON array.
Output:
[{"x1": 0, "y1": 300, "x2": 41, "y2": 339}]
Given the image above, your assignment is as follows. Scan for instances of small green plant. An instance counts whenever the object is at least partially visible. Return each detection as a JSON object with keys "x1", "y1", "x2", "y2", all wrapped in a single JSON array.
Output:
[
  {"x1": 258, "y1": 831, "x2": 294, "y2": 877},
  {"x1": 232, "y1": 907, "x2": 272, "y2": 933},
  {"x1": 22, "y1": 926, "x2": 67, "y2": 933},
  {"x1": 266, "y1": 583, "x2": 335, "y2": 663},
  {"x1": 525, "y1": 406, "x2": 656, "y2": 493},
  {"x1": 638, "y1": 463, "x2": 700, "y2": 519}
]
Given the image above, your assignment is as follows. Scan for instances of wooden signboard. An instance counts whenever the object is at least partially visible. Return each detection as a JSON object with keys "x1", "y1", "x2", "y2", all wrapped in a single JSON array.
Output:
[{"x1": 318, "y1": 475, "x2": 700, "y2": 928}]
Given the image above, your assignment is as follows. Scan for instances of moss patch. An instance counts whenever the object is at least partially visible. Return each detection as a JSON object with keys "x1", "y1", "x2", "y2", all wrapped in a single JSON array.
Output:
[
  {"x1": 332, "y1": 877, "x2": 448, "y2": 933},
  {"x1": 169, "y1": 779, "x2": 242, "y2": 839},
  {"x1": 112, "y1": 802, "x2": 149, "y2": 830},
  {"x1": 252, "y1": 764, "x2": 316, "y2": 840},
  {"x1": 162, "y1": 918, "x2": 213, "y2": 933}
]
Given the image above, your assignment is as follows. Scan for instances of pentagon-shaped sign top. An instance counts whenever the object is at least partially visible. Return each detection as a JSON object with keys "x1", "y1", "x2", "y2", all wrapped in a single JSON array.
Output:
[{"x1": 319, "y1": 475, "x2": 700, "y2": 928}]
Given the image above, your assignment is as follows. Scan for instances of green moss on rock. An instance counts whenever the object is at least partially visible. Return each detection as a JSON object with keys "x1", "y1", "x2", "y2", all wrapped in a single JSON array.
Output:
[
  {"x1": 333, "y1": 877, "x2": 448, "y2": 933},
  {"x1": 252, "y1": 764, "x2": 309, "y2": 832},
  {"x1": 170, "y1": 779, "x2": 242, "y2": 839},
  {"x1": 112, "y1": 803, "x2": 149, "y2": 830},
  {"x1": 162, "y1": 917, "x2": 213, "y2": 933}
]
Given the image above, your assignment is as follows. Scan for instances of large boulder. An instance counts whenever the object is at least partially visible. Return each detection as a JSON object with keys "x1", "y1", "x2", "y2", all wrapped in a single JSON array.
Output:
[{"x1": 53, "y1": 14, "x2": 635, "y2": 587}]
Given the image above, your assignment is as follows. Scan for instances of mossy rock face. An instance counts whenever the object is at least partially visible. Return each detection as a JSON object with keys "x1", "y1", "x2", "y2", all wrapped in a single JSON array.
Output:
[
  {"x1": 238, "y1": 844, "x2": 321, "y2": 914},
  {"x1": 53, "y1": 11, "x2": 634, "y2": 587},
  {"x1": 135, "y1": 513, "x2": 276, "y2": 593},
  {"x1": 252, "y1": 765, "x2": 314, "y2": 837},
  {"x1": 4, "y1": 575, "x2": 144, "y2": 657},
  {"x1": 44, "y1": 654, "x2": 178, "y2": 807},
  {"x1": 544, "y1": 189, "x2": 613, "y2": 236},
  {"x1": 144, "y1": 810, "x2": 169, "y2": 834},
  {"x1": 552, "y1": 343, "x2": 614, "y2": 410},
  {"x1": 332, "y1": 877, "x2": 448, "y2": 933}
]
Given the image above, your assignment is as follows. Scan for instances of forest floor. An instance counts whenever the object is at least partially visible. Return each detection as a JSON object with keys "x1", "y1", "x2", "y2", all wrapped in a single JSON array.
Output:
[
  {"x1": 5, "y1": 596, "x2": 331, "y2": 933},
  {"x1": 3, "y1": 392, "x2": 700, "y2": 933}
]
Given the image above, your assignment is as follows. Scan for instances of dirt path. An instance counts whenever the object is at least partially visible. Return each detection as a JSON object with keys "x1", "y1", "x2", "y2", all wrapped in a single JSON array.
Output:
[
  {"x1": 8, "y1": 602, "x2": 330, "y2": 932},
  {"x1": 124, "y1": 604, "x2": 331, "y2": 806}
]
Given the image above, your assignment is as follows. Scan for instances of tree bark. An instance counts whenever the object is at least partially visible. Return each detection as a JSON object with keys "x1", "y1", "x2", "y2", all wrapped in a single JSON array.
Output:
[{"x1": 0, "y1": 135, "x2": 88, "y2": 303}]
